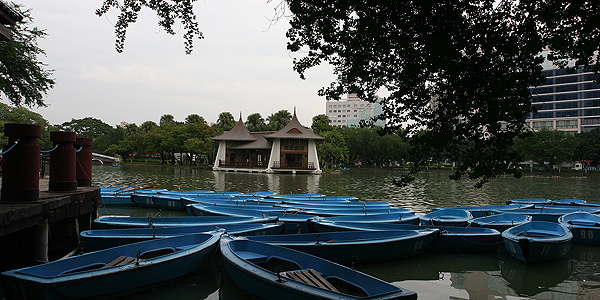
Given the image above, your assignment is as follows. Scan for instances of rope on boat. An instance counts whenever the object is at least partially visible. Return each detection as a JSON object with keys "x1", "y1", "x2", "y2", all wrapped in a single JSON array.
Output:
[{"x1": 0, "y1": 139, "x2": 19, "y2": 156}]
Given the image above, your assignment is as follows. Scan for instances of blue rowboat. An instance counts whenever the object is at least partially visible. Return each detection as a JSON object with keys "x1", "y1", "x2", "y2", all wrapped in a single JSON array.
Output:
[
  {"x1": 310, "y1": 222, "x2": 501, "y2": 252},
  {"x1": 220, "y1": 235, "x2": 417, "y2": 300},
  {"x1": 257, "y1": 198, "x2": 352, "y2": 205},
  {"x1": 531, "y1": 204, "x2": 600, "y2": 212},
  {"x1": 246, "y1": 230, "x2": 437, "y2": 265},
  {"x1": 419, "y1": 209, "x2": 473, "y2": 226},
  {"x1": 183, "y1": 198, "x2": 271, "y2": 209},
  {"x1": 100, "y1": 193, "x2": 135, "y2": 206},
  {"x1": 81, "y1": 223, "x2": 283, "y2": 251},
  {"x1": 309, "y1": 213, "x2": 420, "y2": 232},
  {"x1": 267, "y1": 193, "x2": 326, "y2": 200},
  {"x1": 151, "y1": 194, "x2": 186, "y2": 211},
  {"x1": 180, "y1": 196, "x2": 257, "y2": 207},
  {"x1": 502, "y1": 221, "x2": 573, "y2": 263},
  {"x1": 130, "y1": 189, "x2": 167, "y2": 208},
  {"x1": 92, "y1": 216, "x2": 278, "y2": 229},
  {"x1": 505, "y1": 198, "x2": 552, "y2": 205},
  {"x1": 552, "y1": 199, "x2": 587, "y2": 205},
  {"x1": 431, "y1": 204, "x2": 532, "y2": 218},
  {"x1": 558, "y1": 212, "x2": 600, "y2": 245},
  {"x1": 187, "y1": 204, "x2": 299, "y2": 217},
  {"x1": 187, "y1": 205, "x2": 316, "y2": 233},
  {"x1": 552, "y1": 199, "x2": 600, "y2": 208},
  {"x1": 491, "y1": 207, "x2": 600, "y2": 222},
  {"x1": 264, "y1": 200, "x2": 392, "y2": 208},
  {"x1": 233, "y1": 191, "x2": 278, "y2": 198},
  {"x1": 157, "y1": 190, "x2": 215, "y2": 196},
  {"x1": 300, "y1": 208, "x2": 414, "y2": 217},
  {"x1": 275, "y1": 202, "x2": 394, "y2": 211},
  {"x1": 0, "y1": 233, "x2": 220, "y2": 300},
  {"x1": 468, "y1": 213, "x2": 533, "y2": 232}
]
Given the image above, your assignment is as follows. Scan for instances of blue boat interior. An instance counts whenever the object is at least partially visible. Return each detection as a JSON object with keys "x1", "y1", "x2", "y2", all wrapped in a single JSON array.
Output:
[
  {"x1": 235, "y1": 249, "x2": 371, "y2": 297},
  {"x1": 516, "y1": 229, "x2": 563, "y2": 238},
  {"x1": 566, "y1": 220, "x2": 600, "y2": 227}
]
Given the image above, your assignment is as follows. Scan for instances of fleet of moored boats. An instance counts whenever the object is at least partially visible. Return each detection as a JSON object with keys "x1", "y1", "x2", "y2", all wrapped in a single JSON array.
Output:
[{"x1": 1, "y1": 186, "x2": 599, "y2": 299}]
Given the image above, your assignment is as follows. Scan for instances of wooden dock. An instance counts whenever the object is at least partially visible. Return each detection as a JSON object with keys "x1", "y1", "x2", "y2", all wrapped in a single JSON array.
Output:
[{"x1": 0, "y1": 178, "x2": 101, "y2": 271}]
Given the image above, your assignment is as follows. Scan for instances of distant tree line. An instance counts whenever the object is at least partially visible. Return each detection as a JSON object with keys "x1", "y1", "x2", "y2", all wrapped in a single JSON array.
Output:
[
  {"x1": 310, "y1": 114, "x2": 600, "y2": 171},
  {"x1": 1, "y1": 104, "x2": 599, "y2": 171}
]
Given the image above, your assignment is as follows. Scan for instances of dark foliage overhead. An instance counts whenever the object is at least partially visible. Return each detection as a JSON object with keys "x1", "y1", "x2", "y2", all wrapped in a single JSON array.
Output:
[
  {"x1": 0, "y1": 4, "x2": 54, "y2": 107},
  {"x1": 96, "y1": 0, "x2": 202, "y2": 54}
]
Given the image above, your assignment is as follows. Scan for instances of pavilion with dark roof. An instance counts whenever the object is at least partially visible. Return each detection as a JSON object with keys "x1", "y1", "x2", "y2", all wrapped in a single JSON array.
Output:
[{"x1": 212, "y1": 111, "x2": 323, "y2": 174}]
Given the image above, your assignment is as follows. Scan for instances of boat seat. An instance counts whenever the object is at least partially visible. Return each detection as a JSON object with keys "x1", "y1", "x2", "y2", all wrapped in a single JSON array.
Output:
[
  {"x1": 525, "y1": 229, "x2": 561, "y2": 237},
  {"x1": 281, "y1": 269, "x2": 339, "y2": 293},
  {"x1": 237, "y1": 251, "x2": 269, "y2": 264},
  {"x1": 101, "y1": 256, "x2": 137, "y2": 269},
  {"x1": 568, "y1": 220, "x2": 600, "y2": 227}
]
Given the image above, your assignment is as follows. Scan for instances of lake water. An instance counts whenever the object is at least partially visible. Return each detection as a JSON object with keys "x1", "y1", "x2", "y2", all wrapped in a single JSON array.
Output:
[{"x1": 93, "y1": 165, "x2": 600, "y2": 300}]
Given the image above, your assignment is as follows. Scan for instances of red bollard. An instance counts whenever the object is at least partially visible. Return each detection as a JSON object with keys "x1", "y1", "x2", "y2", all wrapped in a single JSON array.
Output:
[
  {"x1": 49, "y1": 131, "x2": 77, "y2": 192},
  {"x1": 1, "y1": 123, "x2": 42, "y2": 202},
  {"x1": 74, "y1": 137, "x2": 93, "y2": 186}
]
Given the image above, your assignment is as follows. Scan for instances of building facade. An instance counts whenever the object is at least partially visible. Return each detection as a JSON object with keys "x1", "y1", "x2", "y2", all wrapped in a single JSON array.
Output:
[
  {"x1": 528, "y1": 62, "x2": 600, "y2": 133},
  {"x1": 325, "y1": 94, "x2": 385, "y2": 127},
  {"x1": 212, "y1": 112, "x2": 323, "y2": 174}
]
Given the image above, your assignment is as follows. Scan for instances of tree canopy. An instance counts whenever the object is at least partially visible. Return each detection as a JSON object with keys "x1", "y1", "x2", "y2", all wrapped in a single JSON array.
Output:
[
  {"x1": 284, "y1": 0, "x2": 599, "y2": 186},
  {"x1": 267, "y1": 110, "x2": 292, "y2": 131},
  {"x1": 245, "y1": 113, "x2": 268, "y2": 132},
  {"x1": 59, "y1": 117, "x2": 113, "y2": 138},
  {"x1": 96, "y1": 0, "x2": 201, "y2": 54},
  {"x1": 214, "y1": 112, "x2": 236, "y2": 132},
  {"x1": 0, "y1": 4, "x2": 54, "y2": 107}
]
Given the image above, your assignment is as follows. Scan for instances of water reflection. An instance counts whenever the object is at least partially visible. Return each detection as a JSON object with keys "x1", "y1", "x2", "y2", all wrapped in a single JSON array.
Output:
[
  {"x1": 498, "y1": 249, "x2": 573, "y2": 297},
  {"x1": 90, "y1": 166, "x2": 600, "y2": 300}
]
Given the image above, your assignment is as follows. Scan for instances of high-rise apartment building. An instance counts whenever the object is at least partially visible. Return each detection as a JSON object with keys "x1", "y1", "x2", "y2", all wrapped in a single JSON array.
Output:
[
  {"x1": 325, "y1": 94, "x2": 385, "y2": 127},
  {"x1": 528, "y1": 60, "x2": 600, "y2": 133}
]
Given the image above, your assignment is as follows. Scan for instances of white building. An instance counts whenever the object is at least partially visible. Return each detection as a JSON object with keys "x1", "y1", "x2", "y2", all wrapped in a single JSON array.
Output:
[
  {"x1": 325, "y1": 94, "x2": 385, "y2": 127},
  {"x1": 527, "y1": 53, "x2": 600, "y2": 133}
]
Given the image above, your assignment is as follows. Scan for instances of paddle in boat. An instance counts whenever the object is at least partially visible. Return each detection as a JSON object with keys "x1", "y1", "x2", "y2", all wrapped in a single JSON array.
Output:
[
  {"x1": 1, "y1": 233, "x2": 221, "y2": 300},
  {"x1": 501, "y1": 221, "x2": 573, "y2": 263},
  {"x1": 220, "y1": 235, "x2": 417, "y2": 300},
  {"x1": 505, "y1": 198, "x2": 552, "y2": 205}
]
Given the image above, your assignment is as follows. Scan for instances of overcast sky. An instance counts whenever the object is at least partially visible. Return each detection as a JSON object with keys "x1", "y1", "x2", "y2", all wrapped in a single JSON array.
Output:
[{"x1": 18, "y1": 1, "x2": 335, "y2": 127}]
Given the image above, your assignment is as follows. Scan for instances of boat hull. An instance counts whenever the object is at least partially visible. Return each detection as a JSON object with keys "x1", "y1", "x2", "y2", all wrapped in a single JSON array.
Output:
[
  {"x1": 1, "y1": 233, "x2": 220, "y2": 300},
  {"x1": 558, "y1": 212, "x2": 600, "y2": 245},
  {"x1": 502, "y1": 221, "x2": 573, "y2": 263},
  {"x1": 247, "y1": 230, "x2": 437, "y2": 264},
  {"x1": 220, "y1": 236, "x2": 417, "y2": 300}
]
